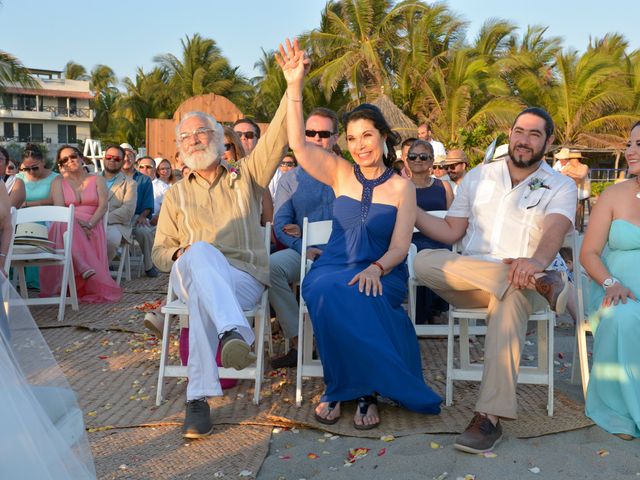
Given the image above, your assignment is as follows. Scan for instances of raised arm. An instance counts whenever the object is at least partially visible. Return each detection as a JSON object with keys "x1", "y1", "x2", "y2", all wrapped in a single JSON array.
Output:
[{"x1": 275, "y1": 38, "x2": 346, "y2": 189}]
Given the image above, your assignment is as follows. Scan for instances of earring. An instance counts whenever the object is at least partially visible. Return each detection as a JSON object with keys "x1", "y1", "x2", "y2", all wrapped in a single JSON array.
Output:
[{"x1": 383, "y1": 142, "x2": 389, "y2": 157}]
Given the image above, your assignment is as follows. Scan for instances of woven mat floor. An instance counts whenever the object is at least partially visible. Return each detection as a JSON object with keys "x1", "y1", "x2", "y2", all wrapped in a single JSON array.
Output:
[{"x1": 33, "y1": 277, "x2": 593, "y2": 477}]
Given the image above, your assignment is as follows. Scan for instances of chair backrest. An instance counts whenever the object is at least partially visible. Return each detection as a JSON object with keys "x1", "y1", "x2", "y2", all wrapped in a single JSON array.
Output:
[
  {"x1": 16, "y1": 205, "x2": 75, "y2": 225},
  {"x1": 299, "y1": 218, "x2": 332, "y2": 285},
  {"x1": 4, "y1": 207, "x2": 17, "y2": 273}
]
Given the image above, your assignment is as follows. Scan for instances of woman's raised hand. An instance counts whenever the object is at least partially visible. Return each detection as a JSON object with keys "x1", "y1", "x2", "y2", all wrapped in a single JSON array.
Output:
[{"x1": 275, "y1": 38, "x2": 308, "y2": 87}]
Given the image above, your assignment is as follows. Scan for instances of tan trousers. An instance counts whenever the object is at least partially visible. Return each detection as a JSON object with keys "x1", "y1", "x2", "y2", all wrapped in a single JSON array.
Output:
[{"x1": 414, "y1": 249, "x2": 545, "y2": 419}]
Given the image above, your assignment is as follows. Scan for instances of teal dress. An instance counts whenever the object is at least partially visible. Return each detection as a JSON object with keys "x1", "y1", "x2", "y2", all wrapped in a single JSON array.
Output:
[
  {"x1": 586, "y1": 219, "x2": 640, "y2": 437},
  {"x1": 16, "y1": 171, "x2": 59, "y2": 289}
]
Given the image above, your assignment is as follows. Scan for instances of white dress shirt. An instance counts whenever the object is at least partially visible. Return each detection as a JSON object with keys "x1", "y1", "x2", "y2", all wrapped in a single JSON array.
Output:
[{"x1": 447, "y1": 160, "x2": 577, "y2": 262}]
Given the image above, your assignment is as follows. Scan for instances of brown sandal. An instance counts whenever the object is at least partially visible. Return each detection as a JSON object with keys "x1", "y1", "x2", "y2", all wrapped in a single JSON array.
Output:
[
  {"x1": 314, "y1": 401, "x2": 340, "y2": 425},
  {"x1": 354, "y1": 395, "x2": 380, "y2": 430}
]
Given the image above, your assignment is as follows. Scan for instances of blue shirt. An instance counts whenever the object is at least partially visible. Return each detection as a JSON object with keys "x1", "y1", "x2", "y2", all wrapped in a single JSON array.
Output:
[
  {"x1": 274, "y1": 167, "x2": 335, "y2": 253},
  {"x1": 132, "y1": 171, "x2": 154, "y2": 216}
]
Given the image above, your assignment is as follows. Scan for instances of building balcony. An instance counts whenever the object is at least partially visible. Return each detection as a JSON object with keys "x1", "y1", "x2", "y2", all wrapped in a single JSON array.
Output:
[{"x1": 0, "y1": 105, "x2": 94, "y2": 122}]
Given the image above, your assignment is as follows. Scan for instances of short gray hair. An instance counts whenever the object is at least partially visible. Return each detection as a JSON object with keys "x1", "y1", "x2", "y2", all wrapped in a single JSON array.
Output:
[{"x1": 176, "y1": 111, "x2": 225, "y2": 157}]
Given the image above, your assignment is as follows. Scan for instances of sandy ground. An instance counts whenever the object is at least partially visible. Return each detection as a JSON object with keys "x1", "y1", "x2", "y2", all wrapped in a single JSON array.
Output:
[{"x1": 257, "y1": 324, "x2": 640, "y2": 480}]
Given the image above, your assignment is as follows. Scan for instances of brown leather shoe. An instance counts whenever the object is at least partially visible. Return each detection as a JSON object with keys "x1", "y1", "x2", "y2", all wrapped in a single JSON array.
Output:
[
  {"x1": 534, "y1": 270, "x2": 569, "y2": 314},
  {"x1": 453, "y1": 413, "x2": 503, "y2": 453},
  {"x1": 270, "y1": 348, "x2": 298, "y2": 369}
]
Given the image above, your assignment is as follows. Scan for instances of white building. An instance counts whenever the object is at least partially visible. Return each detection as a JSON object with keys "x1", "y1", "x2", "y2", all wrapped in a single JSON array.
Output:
[{"x1": 0, "y1": 68, "x2": 93, "y2": 158}]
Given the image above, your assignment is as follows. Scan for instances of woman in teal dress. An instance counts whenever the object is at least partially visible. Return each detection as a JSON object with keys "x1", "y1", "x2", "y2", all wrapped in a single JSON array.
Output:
[
  {"x1": 16, "y1": 144, "x2": 58, "y2": 289},
  {"x1": 276, "y1": 39, "x2": 441, "y2": 430},
  {"x1": 580, "y1": 121, "x2": 640, "y2": 440}
]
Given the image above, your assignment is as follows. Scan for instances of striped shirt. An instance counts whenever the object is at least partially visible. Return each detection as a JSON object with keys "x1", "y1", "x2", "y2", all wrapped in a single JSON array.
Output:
[{"x1": 151, "y1": 97, "x2": 288, "y2": 285}]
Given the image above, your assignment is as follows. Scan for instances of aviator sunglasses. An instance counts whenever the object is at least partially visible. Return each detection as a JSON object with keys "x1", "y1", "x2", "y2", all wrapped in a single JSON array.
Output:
[{"x1": 305, "y1": 129, "x2": 334, "y2": 139}]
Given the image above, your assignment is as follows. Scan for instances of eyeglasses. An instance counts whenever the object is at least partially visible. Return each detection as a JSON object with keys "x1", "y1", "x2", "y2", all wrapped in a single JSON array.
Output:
[
  {"x1": 224, "y1": 143, "x2": 234, "y2": 151},
  {"x1": 305, "y1": 129, "x2": 334, "y2": 139},
  {"x1": 407, "y1": 153, "x2": 432, "y2": 162},
  {"x1": 432, "y1": 165, "x2": 445, "y2": 170},
  {"x1": 58, "y1": 153, "x2": 80, "y2": 166},
  {"x1": 138, "y1": 165, "x2": 154, "y2": 170},
  {"x1": 20, "y1": 166, "x2": 40, "y2": 172},
  {"x1": 235, "y1": 130, "x2": 256, "y2": 140},
  {"x1": 445, "y1": 162, "x2": 464, "y2": 170},
  {"x1": 280, "y1": 161, "x2": 296, "y2": 167},
  {"x1": 178, "y1": 127, "x2": 214, "y2": 142},
  {"x1": 104, "y1": 155, "x2": 123, "y2": 162}
]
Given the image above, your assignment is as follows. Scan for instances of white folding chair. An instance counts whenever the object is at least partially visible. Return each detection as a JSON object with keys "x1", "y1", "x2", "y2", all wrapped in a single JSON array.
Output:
[
  {"x1": 105, "y1": 213, "x2": 133, "y2": 285},
  {"x1": 570, "y1": 233, "x2": 592, "y2": 399},
  {"x1": 443, "y1": 232, "x2": 578, "y2": 417},
  {"x1": 2, "y1": 207, "x2": 17, "y2": 310},
  {"x1": 11, "y1": 205, "x2": 79, "y2": 322},
  {"x1": 295, "y1": 218, "x2": 333, "y2": 407},
  {"x1": 407, "y1": 209, "x2": 454, "y2": 336},
  {"x1": 155, "y1": 223, "x2": 272, "y2": 406}
]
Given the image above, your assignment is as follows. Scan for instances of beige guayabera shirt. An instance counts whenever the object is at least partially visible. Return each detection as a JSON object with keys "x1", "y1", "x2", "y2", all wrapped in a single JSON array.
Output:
[{"x1": 151, "y1": 97, "x2": 288, "y2": 285}]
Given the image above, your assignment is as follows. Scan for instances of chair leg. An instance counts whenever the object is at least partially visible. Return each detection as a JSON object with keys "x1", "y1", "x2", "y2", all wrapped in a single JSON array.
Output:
[
  {"x1": 58, "y1": 258, "x2": 73, "y2": 322},
  {"x1": 547, "y1": 314, "x2": 555, "y2": 416},
  {"x1": 252, "y1": 295, "x2": 268, "y2": 406},
  {"x1": 17, "y1": 266, "x2": 28, "y2": 299},
  {"x1": 68, "y1": 264, "x2": 79, "y2": 311},
  {"x1": 155, "y1": 313, "x2": 172, "y2": 406},
  {"x1": 445, "y1": 311, "x2": 455, "y2": 406},
  {"x1": 295, "y1": 306, "x2": 306, "y2": 407}
]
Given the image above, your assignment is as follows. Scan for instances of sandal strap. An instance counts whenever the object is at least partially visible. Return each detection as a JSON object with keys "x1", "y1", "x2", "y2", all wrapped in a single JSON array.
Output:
[
  {"x1": 326, "y1": 400, "x2": 338, "y2": 412},
  {"x1": 356, "y1": 395, "x2": 377, "y2": 415}
]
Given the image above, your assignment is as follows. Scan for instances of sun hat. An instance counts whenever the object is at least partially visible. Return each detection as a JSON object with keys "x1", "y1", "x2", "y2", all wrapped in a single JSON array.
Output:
[
  {"x1": 14, "y1": 223, "x2": 55, "y2": 247},
  {"x1": 444, "y1": 149, "x2": 468, "y2": 164},
  {"x1": 554, "y1": 147, "x2": 571, "y2": 160}
]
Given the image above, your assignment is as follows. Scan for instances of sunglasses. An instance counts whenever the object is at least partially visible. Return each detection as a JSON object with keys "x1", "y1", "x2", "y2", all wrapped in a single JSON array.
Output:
[
  {"x1": 224, "y1": 143, "x2": 234, "y2": 151},
  {"x1": 138, "y1": 164, "x2": 154, "y2": 170},
  {"x1": 432, "y1": 165, "x2": 445, "y2": 170},
  {"x1": 235, "y1": 130, "x2": 256, "y2": 140},
  {"x1": 19, "y1": 166, "x2": 40, "y2": 172},
  {"x1": 104, "y1": 155, "x2": 123, "y2": 162},
  {"x1": 445, "y1": 162, "x2": 464, "y2": 170},
  {"x1": 407, "y1": 153, "x2": 432, "y2": 162},
  {"x1": 280, "y1": 161, "x2": 296, "y2": 167},
  {"x1": 305, "y1": 129, "x2": 334, "y2": 139},
  {"x1": 58, "y1": 153, "x2": 80, "y2": 166}
]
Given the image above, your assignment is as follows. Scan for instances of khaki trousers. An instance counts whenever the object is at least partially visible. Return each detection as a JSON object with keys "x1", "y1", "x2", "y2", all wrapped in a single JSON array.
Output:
[{"x1": 414, "y1": 249, "x2": 545, "y2": 419}]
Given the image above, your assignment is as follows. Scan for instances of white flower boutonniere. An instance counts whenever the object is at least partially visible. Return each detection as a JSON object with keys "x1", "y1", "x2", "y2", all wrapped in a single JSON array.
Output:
[
  {"x1": 524, "y1": 177, "x2": 551, "y2": 209},
  {"x1": 228, "y1": 166, "x2": 240, "y2": 188},
  {"x1": 527, "y1": 177, "x2": 550, "y2": 194}
]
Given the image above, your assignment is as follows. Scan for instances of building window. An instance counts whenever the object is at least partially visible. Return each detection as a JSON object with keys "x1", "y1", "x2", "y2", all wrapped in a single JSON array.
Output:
[
  {"x1": 16, "y1": 95, "x2": 37, "y2": 111},
  {"x1": 17, "y1": 123, "x2": 44, "y2": 142},
  {"x1": 2, "y1": 94, "x2": 11, "y2": 108},
  {"x1": 3, "y1": 122, "x2": 14, "y2": 139},
  {"x1": 58, "y1": 124, "x2": 77, "y2": 143}
]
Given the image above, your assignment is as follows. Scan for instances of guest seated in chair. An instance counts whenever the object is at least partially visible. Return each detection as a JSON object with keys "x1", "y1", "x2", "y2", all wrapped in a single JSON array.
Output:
[
  {"x1": 413, "y1": 107, "x2": 576, "y2": 453},
  {"x1": 406, "y1": 139, "x2": 453, "y2": 324},
  {"x1": 277, "y1": 38, "x2": 441, "y2": 430},
  {"x1": 580, "y1": 121, "x2": 640, "y2": 441},
  {"x1": 40, "y1": 145, "x2": 122, "y2": 303},
  {"x1": 152, "y1": 82, "x2": 289, "y2": 439}
]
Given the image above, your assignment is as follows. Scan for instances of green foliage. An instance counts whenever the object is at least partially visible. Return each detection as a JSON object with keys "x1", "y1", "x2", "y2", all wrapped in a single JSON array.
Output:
[{"x1": 590, "y1": 181, "x2": 615, "y2": 197}]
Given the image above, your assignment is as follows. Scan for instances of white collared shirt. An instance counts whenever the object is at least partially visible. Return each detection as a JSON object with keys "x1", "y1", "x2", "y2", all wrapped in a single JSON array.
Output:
[
  {"x1": 430, "y1": 139, "x2": 446, "y2": 157},
  {"x1": 448, "y1": 160, "x2": 577, "y2": 261}
]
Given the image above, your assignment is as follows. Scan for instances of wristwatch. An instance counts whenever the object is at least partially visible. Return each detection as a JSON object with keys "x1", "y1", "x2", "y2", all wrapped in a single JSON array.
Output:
[{"x1": 602, "y1": 277, "x2": 619, "y2": 288}]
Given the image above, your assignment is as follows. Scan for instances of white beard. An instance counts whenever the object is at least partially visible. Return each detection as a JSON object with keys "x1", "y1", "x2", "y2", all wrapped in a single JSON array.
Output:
[{"x1": 181, "y1": 144, "x2": 219, "y2": 171}]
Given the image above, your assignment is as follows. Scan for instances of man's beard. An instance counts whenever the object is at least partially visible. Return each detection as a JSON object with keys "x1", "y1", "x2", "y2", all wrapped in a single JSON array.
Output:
[
  {"x1": 181, "y1": 143, "x2": 219, "y2": 171},
  {"x1": 104, "y1": 165, "x2": 121, "y2": 175},
  {"x1": 508, "y1": 142, "x2": 546, "y2": 168}
]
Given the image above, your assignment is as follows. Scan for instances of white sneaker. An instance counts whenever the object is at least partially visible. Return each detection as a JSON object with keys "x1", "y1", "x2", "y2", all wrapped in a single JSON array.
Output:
[{"x1": 144, "y1": 312, "x2": 164, "y2": 338}]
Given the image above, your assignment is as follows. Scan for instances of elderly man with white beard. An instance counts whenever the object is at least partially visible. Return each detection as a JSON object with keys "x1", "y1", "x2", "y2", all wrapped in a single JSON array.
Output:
[{"x1": 152, "y1": 99, "x2": 289, "y2": 439}]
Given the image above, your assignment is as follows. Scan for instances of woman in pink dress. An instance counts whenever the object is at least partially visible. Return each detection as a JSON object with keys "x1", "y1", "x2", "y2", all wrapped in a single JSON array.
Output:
[{"x1": 40, "y1": 145, "x2": 121, "y2": 303}]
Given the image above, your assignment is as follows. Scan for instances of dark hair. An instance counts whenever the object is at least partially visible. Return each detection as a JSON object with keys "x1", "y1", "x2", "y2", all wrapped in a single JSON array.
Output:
[
  {"x1": 104, "y1": 144, "x2": 126, "y2": 158},
  {"x1": 156, "y1": 158, "x2": 175, "y2": 183},
  {"x1": 22, "y1": 143, "x2": 43, "y2": 161},
  {"x1": 513, "y1": 107, "x2": 554, "y2": 140},
  {"x1": 55, "y1": 144, "x2": 82, "y2": 165},
  {"x1": 408, "y1": 139, "x2": 434, "y2": 158},
  {"x1": 401, "y1": 137, "x2": 417, "y2": 149},
  {"x1": 0, "y1": 146, "x2": 9, "y2": 163},
  {"x1": 308, "y1": 107, "x2": 339, "y2": 134},
  {"x1": 282, "y1": 151, "x2": 297, "y2": 162},
  {"x1": 233, "y1": 118, "x2": 261, "y2": 138},
  {"x1": 343, "y1": 103, "x2": 400, "y2": 167}
]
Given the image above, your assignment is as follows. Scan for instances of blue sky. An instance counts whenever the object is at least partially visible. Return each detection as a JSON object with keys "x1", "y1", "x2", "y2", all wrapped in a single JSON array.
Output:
[{"x1": 1, "y1": 0, "x2": 638, "y2": 85}]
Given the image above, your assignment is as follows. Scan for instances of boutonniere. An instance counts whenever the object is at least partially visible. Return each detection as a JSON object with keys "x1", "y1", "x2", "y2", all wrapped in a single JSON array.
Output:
[
  {"x1": 228, "y1": 163, "x2": 240, "y2": 188},
  {"x1": 526, "y1": 177, "x2": 550, "y2": 197}
]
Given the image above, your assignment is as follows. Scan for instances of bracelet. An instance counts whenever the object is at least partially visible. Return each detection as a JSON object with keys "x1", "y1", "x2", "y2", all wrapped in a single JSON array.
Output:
[
  {"x1": 286, "y1": 91, "x2": 302, "y2": 102},
  {"x1": 372, "y1": 261, "x2": 385, "y2": 275}
]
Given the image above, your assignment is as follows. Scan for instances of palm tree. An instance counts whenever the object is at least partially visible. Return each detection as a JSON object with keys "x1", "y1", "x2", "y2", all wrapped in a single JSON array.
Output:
[
  {"x1": 308, "y1": 0, "x2": 428, "y2": 103},
  {"x1": 0, "y1": 50, "x2": 36, "y2": 90},
  {"x1": 547, "y1": 44, "x2": 635, "y2": 147},
  {"x1": 154, "y1": 33, "x2": 252, "y2": 110},
  {"x1": 63, "y1": 61, "x2": 89, "y2": 80}
]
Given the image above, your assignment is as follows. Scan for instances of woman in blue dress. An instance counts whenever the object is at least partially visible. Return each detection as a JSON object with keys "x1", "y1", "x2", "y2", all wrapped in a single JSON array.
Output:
[
  {"x1": 276, "y1": 39, "x2": 441, "y2": 429},
  {"x1": 580, "y1": 121, "x2": 640, "y2": 440}
]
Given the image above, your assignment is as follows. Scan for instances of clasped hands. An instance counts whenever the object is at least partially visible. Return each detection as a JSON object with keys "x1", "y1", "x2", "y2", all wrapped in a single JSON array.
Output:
[{"x1": 78, "y1": 219, "x2": 94, "y2": 238}]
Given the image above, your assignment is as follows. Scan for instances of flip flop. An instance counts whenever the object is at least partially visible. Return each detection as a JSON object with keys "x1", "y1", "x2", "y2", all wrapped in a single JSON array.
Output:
[
  {"x1": 314, "y1": 401, "x2": 340, "y2": 425},
  {"x1": 354, "y1": 395, "x2": 380, "y2": 430}
]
